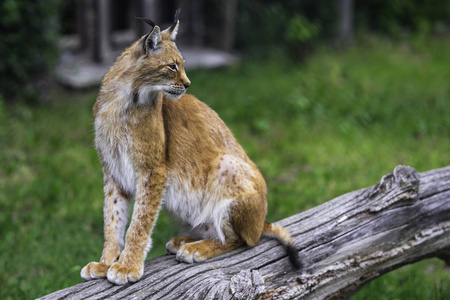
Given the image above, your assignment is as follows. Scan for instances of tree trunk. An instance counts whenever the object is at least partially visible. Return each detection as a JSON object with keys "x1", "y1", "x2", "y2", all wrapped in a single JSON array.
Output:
[
  {"x1": 135, "y1": 0, "x2": 159, "y2": 37},
  {"x1": 94, "y1": 0, "x2": 112, "y2": 63},
  {"x1": 221, "y1": 0, "x2": 239, "y2": 52},
  {"x1": 336, "y1": 0, "x2": 354, "y2": 47},
  {"x1": 37, "y1": 165, "x2": 450, "y2": 299}
]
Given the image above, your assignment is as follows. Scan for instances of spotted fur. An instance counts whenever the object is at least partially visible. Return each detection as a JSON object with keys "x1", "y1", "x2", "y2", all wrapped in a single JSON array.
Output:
[{"x1": 81, "y1": 11, "x2": 300, "y2": 285}]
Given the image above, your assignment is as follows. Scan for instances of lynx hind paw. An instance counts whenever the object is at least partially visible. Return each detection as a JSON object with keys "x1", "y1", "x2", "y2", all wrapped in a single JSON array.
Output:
[
  {"x1": 176, "y1": 242, "x2": 208, "y2": 264},
  {"x1": 166, "y1": 236, "x2": 197, "y2": 255},
  {"x1": 107, "y1": 262, "x2": 143, "y2": 285},
  {"x1": 81, "y1": 262, "x2": 109, "y2": 281},
  {"x1": 166, "y1": 240, "x2": 179, "y2": 254}
]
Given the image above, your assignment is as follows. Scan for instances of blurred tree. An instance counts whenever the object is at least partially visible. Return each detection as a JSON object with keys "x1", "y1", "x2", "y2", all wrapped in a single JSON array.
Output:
[
  {"x1": 285, "y1": 14, "x2": 321, "y2": 61},
  {"x1": 229, "y1": 0, "x2": 449, "y2": 58},
  {"x1": 355, "y1": 0, "x2": 450, "y2": 37},
  {"x1": 233, "y1": 0, "x2": 336, "y2": 59},
  {"x1": 0, "y1": 0, "x2": 61, "y2": 103},
  {"x1": 221, "y1": 0, "x2": 239, "y2": 52},
  {"x1": 337, "y1": 0, "x2": 354, "y2": 47}
]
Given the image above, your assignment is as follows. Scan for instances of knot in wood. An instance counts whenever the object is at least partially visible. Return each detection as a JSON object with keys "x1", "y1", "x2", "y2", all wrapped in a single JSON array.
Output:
[
  {"x1": 229, "y1": 269, "x2": 265, "y2": 299},
  {"x1": 368, "y1": 165, "x2": 420, "y2": 213},
  {"x1": 393, "y1": 165, "x2": 420, "y2": 189}
]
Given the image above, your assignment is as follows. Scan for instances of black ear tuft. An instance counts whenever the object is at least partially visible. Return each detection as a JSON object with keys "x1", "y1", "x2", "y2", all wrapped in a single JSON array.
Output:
[
  {"x1": 163, "y1": 9, "x2": 181, "y2": 41},
  {"x1": 169, "y1": 8, "x2": 181, "y2": 32},
  {"x1": 175, "y1": 8, "x2": 181, "y2": 20},
  {"x1": 174, "y1": 9, "x2": 181, "y2": 22},
  {"x1": 136, "y1": 16, "x2": 156, "y2": 28}
]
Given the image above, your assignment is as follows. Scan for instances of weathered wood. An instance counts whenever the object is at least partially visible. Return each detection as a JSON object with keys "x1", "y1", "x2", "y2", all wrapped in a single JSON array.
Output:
[{"x1": 37, "y1": 165, "x2": 450, "y2": 299}]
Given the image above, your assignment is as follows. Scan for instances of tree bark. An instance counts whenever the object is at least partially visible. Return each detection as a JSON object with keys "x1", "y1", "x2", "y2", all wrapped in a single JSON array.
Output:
[
  {"x1": 37, "y1": 165, "x2": 450, "y2": 299},
  {"x1": 221, "y1": 0, "x2": 239, "y2": 52},
  {"x1": 93, "y1": 0, "x2": 112, "y2": 63},
  {"x1": 336, "y1": 0, "x2": 354, "y2": 47}
]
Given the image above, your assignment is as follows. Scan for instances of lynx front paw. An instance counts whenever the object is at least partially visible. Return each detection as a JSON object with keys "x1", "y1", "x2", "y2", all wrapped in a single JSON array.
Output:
[
  {"x1": 81, "y1": 262, "x2": 109, "y2": 281},
  {"x1": 107, "y1": 262, "x2": 143, "y2": 285},
  {"x1": 176, "y1": 242, "x2": 209, "y2": 264}
]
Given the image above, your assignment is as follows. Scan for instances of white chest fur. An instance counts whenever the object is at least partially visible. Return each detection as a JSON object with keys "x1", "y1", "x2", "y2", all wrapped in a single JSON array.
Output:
[{"x1": 95, "y1": 115, "x2": 137, "y2": 197}]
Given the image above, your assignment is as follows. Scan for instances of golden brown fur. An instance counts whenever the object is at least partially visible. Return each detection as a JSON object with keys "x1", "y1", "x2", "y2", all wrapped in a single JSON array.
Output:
[{"x1": 81, "y1": 11, "x2": 300, "y2": 285}]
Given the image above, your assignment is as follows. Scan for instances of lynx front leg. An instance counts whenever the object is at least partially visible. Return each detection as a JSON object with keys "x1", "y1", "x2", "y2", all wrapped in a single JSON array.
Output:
[
  {"x1": 107, "y1": 169, "x2": 166, "y2": 285},
  {"x1": 81, "y1": 173, "x2": 130, "y2": 281}
]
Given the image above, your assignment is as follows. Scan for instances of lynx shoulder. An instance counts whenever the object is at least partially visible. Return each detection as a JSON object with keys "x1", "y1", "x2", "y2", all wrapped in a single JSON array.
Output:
[{"x1": 81, "y1": 10, "x2": 300, "y2": 285}]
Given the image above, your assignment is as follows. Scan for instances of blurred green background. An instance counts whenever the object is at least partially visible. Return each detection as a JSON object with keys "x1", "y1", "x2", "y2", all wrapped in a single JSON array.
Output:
[{"x1": 1, "y1": 0, "x2": 449, "y2": 299}]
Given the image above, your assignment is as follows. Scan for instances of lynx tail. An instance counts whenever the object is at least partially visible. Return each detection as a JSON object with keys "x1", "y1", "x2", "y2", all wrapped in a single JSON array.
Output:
[{"x1": 262, "y1": 222, "x2": 302, "y2": 269}]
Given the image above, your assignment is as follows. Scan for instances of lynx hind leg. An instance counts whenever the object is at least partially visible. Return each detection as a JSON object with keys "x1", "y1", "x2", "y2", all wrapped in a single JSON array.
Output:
[
  {"x1": 81, "y1": 176, "x2": 130, "y2": 281},
  {"x1": 212, "y1": 154, "x2": 267, "y2": 246},
  {"x1": 172, "y1": 194, "x2": 264, "y2": 264},
  {"x1": 173, "y1": 155, "x2": 266, "y2": 264},
  {"x1": 230, "y1": 193, "x2": 267, "y2": 247},
  {"x1": 166, "y1": 236, "x2": 198, "y2": 254}
]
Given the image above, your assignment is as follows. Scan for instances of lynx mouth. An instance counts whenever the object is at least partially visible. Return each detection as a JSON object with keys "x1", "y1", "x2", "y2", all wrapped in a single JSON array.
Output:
[{"x1": 163, "y1": 88, "x2": 185, "y2": 100}]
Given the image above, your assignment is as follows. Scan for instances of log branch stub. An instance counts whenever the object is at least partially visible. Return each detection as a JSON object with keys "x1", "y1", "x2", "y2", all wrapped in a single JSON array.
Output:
[
  {"x1": 37, "y1": 165, "x2": 450, "y2": 300},
  {"x1": 368, "y1": 165, "x2": 420, "y2": 213}
]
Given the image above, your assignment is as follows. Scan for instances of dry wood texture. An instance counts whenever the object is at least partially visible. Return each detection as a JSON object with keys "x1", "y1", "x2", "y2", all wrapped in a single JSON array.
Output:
[{"x1": 38, "y1": 165, "x2": 450, "y2": 299}]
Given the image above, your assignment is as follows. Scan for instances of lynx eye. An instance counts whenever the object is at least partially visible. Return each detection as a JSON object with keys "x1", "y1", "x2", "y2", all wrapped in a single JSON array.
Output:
[{"x1": 167, "y1": 64, "x2": 177, "y2": 72}]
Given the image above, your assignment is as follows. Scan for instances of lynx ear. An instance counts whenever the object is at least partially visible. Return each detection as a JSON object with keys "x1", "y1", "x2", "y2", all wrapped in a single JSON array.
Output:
[
  {"x1": 144, "y1": 26, "x2": 161, "y2": 52},
  {"x1": 136, "y1": 17, "x2": 161, "y2": 53},
  {"x1": 162, "y1": 8, "x2": 181, "y2": 41}
]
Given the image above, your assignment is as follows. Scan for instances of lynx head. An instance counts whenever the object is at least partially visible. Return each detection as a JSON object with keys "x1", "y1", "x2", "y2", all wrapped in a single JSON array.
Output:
[{"x1": 132, "y1": 9, "x2": 190, "y2": 101}]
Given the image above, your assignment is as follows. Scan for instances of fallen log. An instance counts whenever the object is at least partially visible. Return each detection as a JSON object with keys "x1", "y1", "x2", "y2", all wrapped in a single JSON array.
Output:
[{"x1": 38, "y1": 165, "x2": 450, "y2": 299}]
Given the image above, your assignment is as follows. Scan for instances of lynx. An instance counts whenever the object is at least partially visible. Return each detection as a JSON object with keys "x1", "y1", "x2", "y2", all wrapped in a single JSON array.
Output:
[{"x1": 81, "y1": 10, "x2": 300, "y2": 285}]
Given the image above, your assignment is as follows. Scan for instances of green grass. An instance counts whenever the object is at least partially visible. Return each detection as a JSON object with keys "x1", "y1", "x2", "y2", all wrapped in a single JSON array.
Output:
[{"x1": 1, "y1": 35, "x2": 449, "y2": 299}]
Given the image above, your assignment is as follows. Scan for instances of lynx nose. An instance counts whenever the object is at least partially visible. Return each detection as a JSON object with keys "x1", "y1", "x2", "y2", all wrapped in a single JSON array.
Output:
[{"x1": 183, "y1": 81, "x2": 191, "y2": 89}]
